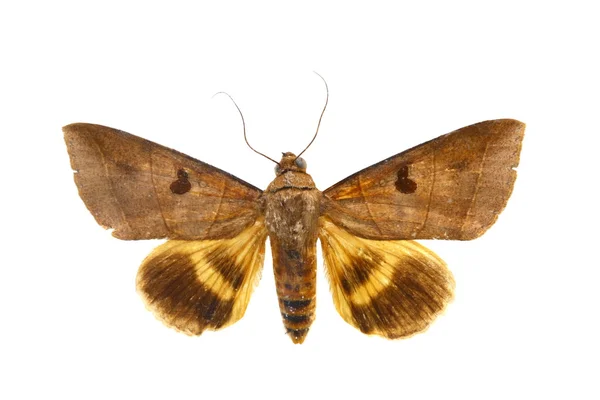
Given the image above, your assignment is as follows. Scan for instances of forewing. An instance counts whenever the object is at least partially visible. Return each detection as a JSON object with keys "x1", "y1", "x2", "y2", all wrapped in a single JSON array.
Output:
[
  {"x1": 136, "y1": 219, "x2": 267, "y2": 334},
  {"x1": 319, "y1": 218, "x2": 454, "y2": 339},
  {"x1": 63, "y1": 123, "x2": 263, "y2": 240},
  {"x1": 323, "y1": 119, "x2": 525, "y2": 240}
]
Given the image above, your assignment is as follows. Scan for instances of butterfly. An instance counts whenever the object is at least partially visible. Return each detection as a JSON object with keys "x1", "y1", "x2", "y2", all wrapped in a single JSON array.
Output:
[{"x1": 64, "y1": 117, "x2": 524, "y2": 344}]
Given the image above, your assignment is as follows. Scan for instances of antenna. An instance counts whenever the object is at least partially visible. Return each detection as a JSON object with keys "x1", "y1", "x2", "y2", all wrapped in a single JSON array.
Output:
[
  {"x1": 295, "y1": 72, "x2": 329, "y2": 160},
  {"x1": 213, "y1": 92, "x2": 280, "y2": 165}
]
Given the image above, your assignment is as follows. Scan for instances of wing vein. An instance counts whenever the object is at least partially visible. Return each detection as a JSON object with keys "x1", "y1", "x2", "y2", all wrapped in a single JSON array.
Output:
[
  {"x1": 418, "y1": 144, "x2": 436, "y2": 234},
  {"x1": 208, "y1": 179, "x2": 227, "y2": 236},
  {"x1": 460, "y1": 138, "x2": 489, "y2": 235},
  {"x1": 357, "y1": 175, "x2": 382, "y2": 235},
  {"x1": 150, "y1": 150, "x2": 172, "y2": 234},
  {"x1": 91, "y1": 136, "x2": 133, "y2": 232}
]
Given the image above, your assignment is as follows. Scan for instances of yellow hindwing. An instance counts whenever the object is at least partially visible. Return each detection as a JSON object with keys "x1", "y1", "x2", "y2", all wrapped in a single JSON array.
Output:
[
  {"x1": 319, "y1": 217, "x2": 455, "y2": 339},
  {"x1": 136, "y1": 219, "x2": 267, "y2": 335}
]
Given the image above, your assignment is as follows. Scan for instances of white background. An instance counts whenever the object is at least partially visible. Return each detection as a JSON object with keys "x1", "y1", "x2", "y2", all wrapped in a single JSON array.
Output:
[{"x1": 1, "y1": 1, "x2": 598, "y2": 399}]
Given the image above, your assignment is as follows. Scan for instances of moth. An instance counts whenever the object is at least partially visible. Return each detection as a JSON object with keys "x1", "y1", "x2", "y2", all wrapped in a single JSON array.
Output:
[{"x1": 64, "y1": 116, "x2": 524, "y2": 344}]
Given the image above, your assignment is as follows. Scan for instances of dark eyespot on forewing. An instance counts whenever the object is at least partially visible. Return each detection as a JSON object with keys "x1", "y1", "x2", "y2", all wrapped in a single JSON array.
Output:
[
  {"x1": 395, "y1": 165, "x2": 417, "y2": 194},
  {"x1": 170, "y1": 168, "x2": 192, "y2": 194}
]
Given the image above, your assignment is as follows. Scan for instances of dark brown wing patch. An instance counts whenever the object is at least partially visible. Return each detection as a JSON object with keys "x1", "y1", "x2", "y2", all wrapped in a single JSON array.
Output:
[
  {"x1": 170, "y1": 169, "x2": 192, "y2": 194},
  {"x1": 395, "y1": 165, "x2": 418, "y2": 194},
  {"x1": 139, "y1": 254, "x2": 236, "y2": 330}
]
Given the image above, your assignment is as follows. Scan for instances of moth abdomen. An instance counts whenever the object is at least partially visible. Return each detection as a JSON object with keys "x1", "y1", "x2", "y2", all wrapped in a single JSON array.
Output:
[
  {"x1": 279, "y1": 295, "x2": 316, "y2": 343},
  {"x1": 271, "y1": 239, "x2": 317, "y2": 344}
]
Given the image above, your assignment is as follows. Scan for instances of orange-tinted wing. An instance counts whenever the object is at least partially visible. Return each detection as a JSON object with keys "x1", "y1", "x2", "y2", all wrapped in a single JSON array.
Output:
[
  {"x1": 322, "y1": 119, "x2": 525, "y2": 240},
  {"x1": 319, "y1": 217, "x2": 454, "y2": 338},
  {"x1": 137, "y1": 219, "x2": 267, "y2": 335},
  {"x1": 64, "y1": 123, "x2": 262, "y2": 240}
]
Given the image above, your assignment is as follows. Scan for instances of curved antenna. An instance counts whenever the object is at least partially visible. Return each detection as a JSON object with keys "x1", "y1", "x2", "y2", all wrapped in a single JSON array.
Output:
[
  {"x1": 295, "y1": 72, "x2": 329, "y2": 160},
  {"x1": 213, "y1": 92, "x2": 280, "y2": 165}
]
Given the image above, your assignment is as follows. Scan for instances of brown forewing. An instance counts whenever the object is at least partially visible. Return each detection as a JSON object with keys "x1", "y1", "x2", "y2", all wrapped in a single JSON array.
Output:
[
  {"x1": 322, "y1": 119, "x2": 525, "y2": 240},
  {"x1": 63, "y1": 123, "x2": 263, "y2": 240}
]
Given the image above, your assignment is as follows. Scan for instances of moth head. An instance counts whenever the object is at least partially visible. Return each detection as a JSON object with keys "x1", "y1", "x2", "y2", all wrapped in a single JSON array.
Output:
[{"x1": 275, "y1": 152, "x2": 307, "y2": 175}]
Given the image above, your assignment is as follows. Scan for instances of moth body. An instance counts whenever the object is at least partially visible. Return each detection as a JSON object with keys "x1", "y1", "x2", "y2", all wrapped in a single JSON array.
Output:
[
  {"x1": 264, "y1": 153, "x2": 320, "y2": 344},
  {"x1": 64, "y1": 119, "x2": 524, "y2": 344}
]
